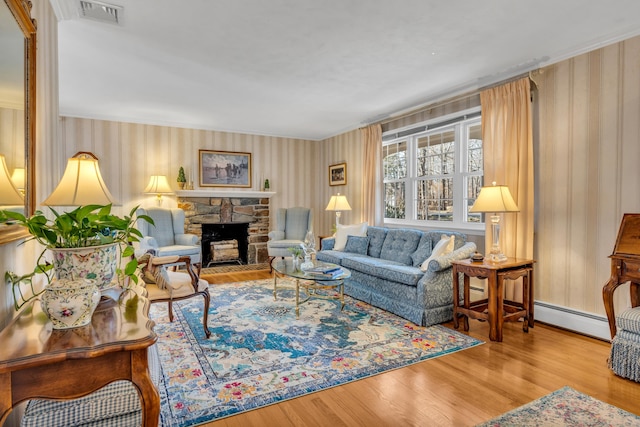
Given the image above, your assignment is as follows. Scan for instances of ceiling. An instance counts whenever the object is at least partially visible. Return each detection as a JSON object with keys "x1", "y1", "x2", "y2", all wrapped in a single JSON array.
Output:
[{"x1": 51, "y1": 0, "x2": 640, "y2": 141}]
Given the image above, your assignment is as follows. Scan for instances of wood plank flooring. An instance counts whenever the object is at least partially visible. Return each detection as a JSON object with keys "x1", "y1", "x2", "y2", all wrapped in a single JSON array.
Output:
[{"x1": 198, "y1": 270, "x2": 640, "y2": 427}]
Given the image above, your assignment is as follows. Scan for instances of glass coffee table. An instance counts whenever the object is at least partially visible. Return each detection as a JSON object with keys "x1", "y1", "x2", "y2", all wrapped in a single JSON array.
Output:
[{"x1": 272, "y1": 259, "x2": 351, "y2": 318}]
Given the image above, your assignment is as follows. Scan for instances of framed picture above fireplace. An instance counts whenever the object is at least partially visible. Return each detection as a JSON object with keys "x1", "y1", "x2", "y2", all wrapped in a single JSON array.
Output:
[{"x1": 199, "y1": 150, "x2": 252, "y2": 188}]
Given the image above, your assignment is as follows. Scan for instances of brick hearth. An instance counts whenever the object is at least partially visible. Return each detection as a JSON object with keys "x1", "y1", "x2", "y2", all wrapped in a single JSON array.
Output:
[{"x1": 176, "y1": 191, "x2": 273, "y2": 264}]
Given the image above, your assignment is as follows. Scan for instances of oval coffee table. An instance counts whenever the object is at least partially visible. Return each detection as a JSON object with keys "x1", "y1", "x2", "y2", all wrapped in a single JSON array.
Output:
[{"x1": 272, "y1": 259, "x2": 351, "y2": 318}]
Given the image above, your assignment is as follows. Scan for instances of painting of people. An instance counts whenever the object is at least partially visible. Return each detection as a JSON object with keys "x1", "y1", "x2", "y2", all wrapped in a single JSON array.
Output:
[{"x1": 199, "y1": 150, "x2": 252, "y2": 187}]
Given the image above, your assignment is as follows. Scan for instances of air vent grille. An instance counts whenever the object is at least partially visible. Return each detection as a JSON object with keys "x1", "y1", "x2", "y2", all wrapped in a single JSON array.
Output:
[{"x1": 79, "y1": 0, "x2": 122, "y2": 24}]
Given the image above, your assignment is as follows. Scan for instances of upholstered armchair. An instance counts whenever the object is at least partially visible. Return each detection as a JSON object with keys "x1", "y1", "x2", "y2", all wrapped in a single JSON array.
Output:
[
  {"x1": 135, "y1": 207, "x2": 201, "y2": 272},
  {"x1": 138, "y1": 253, "x2": 211, "y2": 338},
  {"x1": 267, "y1": 207, "x2": 313, "y2": 260}
]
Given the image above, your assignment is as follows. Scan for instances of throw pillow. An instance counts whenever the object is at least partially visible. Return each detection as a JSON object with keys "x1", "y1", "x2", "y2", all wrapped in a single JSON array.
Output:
[
  {"x1": 334, "y1": 222, "x2": 368, "y2": 251},
  {"x1": 420, "y1": 234, "x2": 455, "y2": 272},
  {"x1": 137, "y1": 253, "x2": 156, "y2": 284},
  {"x1": 153, "y1": 266, "x2": 171, "y2": 290},
  {"x1": 344, "y1": 235, "x2": 370, "y2": 255}
]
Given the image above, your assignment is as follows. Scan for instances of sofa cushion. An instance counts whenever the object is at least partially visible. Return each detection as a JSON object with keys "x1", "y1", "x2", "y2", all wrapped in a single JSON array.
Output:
[
  {"x1": 379, "y1": 229, "x2": 422, "y2": 265},
  {"x1": 366, "y1": 226, "x2": 388, "y2": 258},
  {"x1": 420, "y1": 234, "x2": 455, "y2": 272},
  {"x1": 334, "y1": 222, "x2": 368, "y2": 251},
  {"x1": 410, "y1": 233, "x2": 432, "y2": 267},
  {"x1": 341, "y1": 255, "x2": 403, "y2": 271},
  {"x1": 375, "y1": 264, "x2": 423, "y2": 286},
  {"x1": 316, "y1": 249, "x2": 354, "y2": 265},
  {"x1": 344, "y1": 235, "x2": 370, "y2": 255}
]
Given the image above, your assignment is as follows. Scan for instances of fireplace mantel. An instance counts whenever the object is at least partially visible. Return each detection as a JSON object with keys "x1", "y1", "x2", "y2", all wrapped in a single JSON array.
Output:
[{"x1": 175, "y1": 190, "x2": 276, "y2": 199}]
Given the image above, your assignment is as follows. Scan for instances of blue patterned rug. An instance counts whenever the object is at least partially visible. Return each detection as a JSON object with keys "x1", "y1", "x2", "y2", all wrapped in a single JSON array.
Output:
[
  {"x1": 151, "y1": 279, "x2": 483, "y2": 426},
  {"x1": 477, "y1": 386, "x2": 640, "y2": 426}
]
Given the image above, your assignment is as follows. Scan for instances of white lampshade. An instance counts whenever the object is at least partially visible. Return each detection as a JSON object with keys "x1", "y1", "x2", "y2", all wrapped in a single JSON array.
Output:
[
  {"x1": 469, "y1": 182, "x2": 519, "y2": 213},
  {"x1": 469, "y1": 182, "x2": 518, "y2": 263},
  {"x1": 144, "y1": 175, "x2": 173, "y2": 206},
  {"x1": 0, "y1": 155, "x2": 24, "y2": 205},
  {"x1": 144, "y1": 175, "x2": 173, "y2": 194},
  {"x1": 325, "y1": 193, "x2": 351, "y2": 227},
  {"x1": 42, "y1": 152, "x2": 117, "y2": 206},
  {"x1": 325, "y1": 193, "x2": 352, "y2": 212},
  {"x1": 10, "y1": 167, "x2": 25, "y2": 192}
]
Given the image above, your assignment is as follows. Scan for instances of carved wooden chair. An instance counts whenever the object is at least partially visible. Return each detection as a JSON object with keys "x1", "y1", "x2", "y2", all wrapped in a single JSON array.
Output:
[{"x1": 138, "y1": 253, "x2": 211, "y2": 338}]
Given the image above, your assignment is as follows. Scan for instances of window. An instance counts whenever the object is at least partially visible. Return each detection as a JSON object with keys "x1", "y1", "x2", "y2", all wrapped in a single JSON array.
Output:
[{"x1": 383, "y1": 110, "x2": 483, "y2": 230}]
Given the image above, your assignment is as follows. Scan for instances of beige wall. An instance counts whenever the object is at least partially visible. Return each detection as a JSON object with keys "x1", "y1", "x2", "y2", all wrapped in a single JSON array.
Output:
[{"x1": 533, "y1": 35, "x2": 640, "y2": 319}]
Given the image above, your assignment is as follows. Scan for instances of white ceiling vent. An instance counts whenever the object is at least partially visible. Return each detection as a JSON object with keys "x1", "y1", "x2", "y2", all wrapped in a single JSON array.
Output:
[{"x1": 79, "y1": 0, "x2": 123, "y2": 25}]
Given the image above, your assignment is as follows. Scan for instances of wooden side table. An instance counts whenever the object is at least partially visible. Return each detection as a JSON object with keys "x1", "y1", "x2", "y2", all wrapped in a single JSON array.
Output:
[
  {"x1": 0, "y1": 287, "x2": 159, "y2": 426},
  {"x1": 452, "y1": 258, "x2": 535, "y2": 342}
]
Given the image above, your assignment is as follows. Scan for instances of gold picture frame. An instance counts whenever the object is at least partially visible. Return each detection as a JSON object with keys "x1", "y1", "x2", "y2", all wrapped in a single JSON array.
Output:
[
  {"x1": 329, "y1": 162, "x2": 346, "y2": 186},
  {"x1": 199, "y1": 150, "x2": 252, "y2": 188}
]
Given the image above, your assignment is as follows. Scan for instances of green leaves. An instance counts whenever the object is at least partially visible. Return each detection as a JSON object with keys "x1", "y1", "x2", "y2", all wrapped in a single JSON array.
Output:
[{"x1": 1, "y1": 204, "x2": 156, "y2": 305}]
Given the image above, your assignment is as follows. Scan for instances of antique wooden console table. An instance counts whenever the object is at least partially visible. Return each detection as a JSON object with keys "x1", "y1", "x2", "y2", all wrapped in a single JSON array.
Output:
[
  {"x1": 452, "y1": 258, "x2": 535, "y2": 342},
  {"x1": 603, "y1": 214, "x2": 640, "y2": 339},
  {"x1": 0, "y1": 287, "x2": 159, "y2": 426}
]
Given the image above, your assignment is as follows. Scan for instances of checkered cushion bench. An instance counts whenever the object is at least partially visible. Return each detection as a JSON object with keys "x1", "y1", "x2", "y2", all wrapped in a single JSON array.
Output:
[
  {"x1": 609, "y1": 306, "x2": 640, "y2": 382},
  {"x1": 20, "y1": 344, "x2": 161, "y2": 427}
]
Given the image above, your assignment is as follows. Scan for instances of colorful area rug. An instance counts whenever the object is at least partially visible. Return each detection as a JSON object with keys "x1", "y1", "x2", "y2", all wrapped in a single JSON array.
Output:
[
  {"x1": 477, "y1": 386, "x2": 640, "y2": 426},
  {"x1": 150, "y1": 279, "x2": 483, "y2": 426}
]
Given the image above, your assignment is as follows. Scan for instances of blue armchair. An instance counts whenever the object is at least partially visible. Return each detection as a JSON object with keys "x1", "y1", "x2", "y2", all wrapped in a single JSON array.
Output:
[
  {"x1": 135, "y1": 207, "x2": 201, "y2": 272},
  {"x1": 267, "y1": 207, "x2": 313, "y2": 260}
]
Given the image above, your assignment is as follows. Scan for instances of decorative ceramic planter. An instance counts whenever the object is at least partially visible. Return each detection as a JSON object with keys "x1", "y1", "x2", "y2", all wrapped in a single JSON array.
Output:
[
  {"x1": 40, "y1": 278, "x2": 101, "y2": 329},
  {"x1": 49, "y1": 243, "x2": 118, "y2": 291}
]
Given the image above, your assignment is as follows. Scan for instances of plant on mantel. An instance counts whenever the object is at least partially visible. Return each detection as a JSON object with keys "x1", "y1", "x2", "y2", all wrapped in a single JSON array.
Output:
[{"x1": 0, "y1": 204, "x2": 153, "y2": 309}]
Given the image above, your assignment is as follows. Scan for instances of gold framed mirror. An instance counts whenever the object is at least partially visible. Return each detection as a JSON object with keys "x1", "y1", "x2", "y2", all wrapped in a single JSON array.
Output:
[{"x1": 0, "y1": 0, "x2": 36, "y2": 244}]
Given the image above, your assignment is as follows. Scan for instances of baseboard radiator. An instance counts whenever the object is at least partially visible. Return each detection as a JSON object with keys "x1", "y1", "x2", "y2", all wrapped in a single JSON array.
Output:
[{"x1": 534, "y1": 300, "x2": 611, "y2": 341}]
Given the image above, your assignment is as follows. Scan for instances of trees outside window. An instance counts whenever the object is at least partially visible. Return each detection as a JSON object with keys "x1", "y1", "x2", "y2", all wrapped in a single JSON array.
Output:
[{"x1": 383, "y1": 111, "x2": 483, "y2": 229}]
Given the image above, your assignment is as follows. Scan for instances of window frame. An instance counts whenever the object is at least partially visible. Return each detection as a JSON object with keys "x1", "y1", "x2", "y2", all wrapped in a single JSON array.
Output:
[{"x1": 382, "y1": 107, "x2": 484, "y2": 233}]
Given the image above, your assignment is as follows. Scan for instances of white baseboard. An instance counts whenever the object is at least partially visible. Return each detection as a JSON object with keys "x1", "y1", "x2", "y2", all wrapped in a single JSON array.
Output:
[{"x1": 534, "y1": 300, "x2": 611, "y2": 341}]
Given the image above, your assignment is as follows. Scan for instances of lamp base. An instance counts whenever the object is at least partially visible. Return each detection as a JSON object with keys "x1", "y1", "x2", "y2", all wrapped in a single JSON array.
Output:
[{"x1": 486, "y1": 251, "x2": 508, "y2": 263}]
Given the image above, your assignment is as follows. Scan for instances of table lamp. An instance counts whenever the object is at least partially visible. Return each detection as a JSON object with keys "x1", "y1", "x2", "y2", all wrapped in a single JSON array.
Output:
[
  {"x1": 469, "y1": 182, "x2": 519, "y2": 262},
  {"x1": 0, "y1": 155, "x2": 24, "y2": 205},
  {"x1": 144, "y1": 175, "x2": 173, "y2": 206},
  {"x1": 42, "y1": 151, "x2": 118, "y2": 206},
  {"x1": 325, "y1": 193, "x2": 351, "y2": 227},
  {"x1": 10, "y1": 167, "x2": 25, "y2": 195}
]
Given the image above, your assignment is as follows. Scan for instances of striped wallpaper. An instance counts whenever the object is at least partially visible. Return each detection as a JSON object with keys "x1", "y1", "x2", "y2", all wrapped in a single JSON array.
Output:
[{"x1": 3, "y1": 0, "x2": 640, "y2": 344}]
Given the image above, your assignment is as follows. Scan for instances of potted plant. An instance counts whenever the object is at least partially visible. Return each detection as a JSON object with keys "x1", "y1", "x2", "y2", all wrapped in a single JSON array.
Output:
[
  {"x1": 177, "y1": 166, "x2": 187, "y2": 189},
  {"x1": 1, "y1": 204, "x2": 153, "y2": 296}
]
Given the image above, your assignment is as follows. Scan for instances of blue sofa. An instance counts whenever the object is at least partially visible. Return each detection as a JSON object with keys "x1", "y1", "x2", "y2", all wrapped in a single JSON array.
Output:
[{"x1": 316, "y1": 226, "x2": 476, "y2": 326}]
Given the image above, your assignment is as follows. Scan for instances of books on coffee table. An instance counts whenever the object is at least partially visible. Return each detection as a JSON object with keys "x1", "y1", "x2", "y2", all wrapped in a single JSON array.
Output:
[{"x1": 306, "y1": 265, "x2": 344, "y2": 279}]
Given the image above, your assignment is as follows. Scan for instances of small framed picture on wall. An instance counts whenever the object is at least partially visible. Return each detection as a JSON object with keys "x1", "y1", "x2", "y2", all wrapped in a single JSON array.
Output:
[{"x1": 329, "y1": 162, "x2": 347, "y2": 186}]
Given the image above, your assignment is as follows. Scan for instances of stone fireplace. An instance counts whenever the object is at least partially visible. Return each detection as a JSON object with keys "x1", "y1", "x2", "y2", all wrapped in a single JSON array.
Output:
[{"x1": 176, "y1": 190, "x2": 274, "y2": 265}]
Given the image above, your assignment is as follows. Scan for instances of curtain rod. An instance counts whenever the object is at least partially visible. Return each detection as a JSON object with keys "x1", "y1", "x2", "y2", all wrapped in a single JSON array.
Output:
[{"x1": 371, "y1": 71, "x2": 532, "y2": 128}]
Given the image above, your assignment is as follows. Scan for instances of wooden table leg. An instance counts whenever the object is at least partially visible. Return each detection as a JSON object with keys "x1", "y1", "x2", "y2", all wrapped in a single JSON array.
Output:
[
  {"x1": 522, "y1": 270, "x2": 530, "y2": 333},
  {"x1": 487, "y1": 271, "x2": 498, "y2": 341},
  {"x1": 131, "y1": 349, "x2": 160, "y2": 427},
  {"x1": 603, "y1": 277, "x2": 622, "y2": 339},
  {"x1": 527, "y1": 266, "x2": 535, "y2": 328},
  {"x1": 452, "y1": 267, "x2": 460, "y2": 329},
  {"x1": 495, "y1": 272, "x2": 504, "y2": 342},
  {"x1": 631, "y1": 282, "x2": 640, "y2": 308},
  {"x1": 462, "y1": 274, "x2": 470, "y2": 331}
]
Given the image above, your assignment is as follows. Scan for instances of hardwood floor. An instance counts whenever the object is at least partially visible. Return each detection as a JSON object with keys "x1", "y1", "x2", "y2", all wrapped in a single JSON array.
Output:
[{"x1": 200, "y1": 270, "x2": 640, "y2": 427}]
